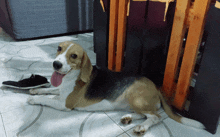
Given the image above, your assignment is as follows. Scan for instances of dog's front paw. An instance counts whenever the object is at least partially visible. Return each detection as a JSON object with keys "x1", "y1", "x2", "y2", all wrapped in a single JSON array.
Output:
[
  {"x1": 133, "y1": 125, "x2": 146, "y2": 136},
  {"x1": 27, "y1": 96, "x2": 36, "y2": 104},
  {"x1": 29, "y1": 89, "x2": 39, "y2": 95},
  {"x1": 121, "y1": 114, "x2": 132, "y2": 124}
]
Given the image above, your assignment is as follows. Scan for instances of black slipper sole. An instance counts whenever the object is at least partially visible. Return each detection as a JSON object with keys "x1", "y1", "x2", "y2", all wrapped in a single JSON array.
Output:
[{"x1": 2, "y1": 83, "x2": 51, "y2": 90}]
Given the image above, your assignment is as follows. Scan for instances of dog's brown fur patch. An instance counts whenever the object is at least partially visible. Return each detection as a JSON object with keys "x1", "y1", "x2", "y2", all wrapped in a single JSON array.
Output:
[{"x1": 65, "y1": 78, "x2": 102, "y2": 109}]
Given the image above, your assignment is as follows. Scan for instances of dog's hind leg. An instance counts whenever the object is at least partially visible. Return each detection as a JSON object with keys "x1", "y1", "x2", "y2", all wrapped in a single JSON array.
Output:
[
  {"x1": 133, "y1": 113, "x2": 160, "y2": 135},
  {"x1": 126, "y1": 93, "x2": 161, "y2": 135},
  {"x1": 121, "y1": 113, "x2": 146, "y2": 124}
]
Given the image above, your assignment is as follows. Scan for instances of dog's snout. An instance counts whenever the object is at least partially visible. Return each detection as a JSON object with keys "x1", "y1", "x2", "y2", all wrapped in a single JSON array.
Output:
[{"x1": 53, "y1": 61, "x2": 63, "y2": 70}]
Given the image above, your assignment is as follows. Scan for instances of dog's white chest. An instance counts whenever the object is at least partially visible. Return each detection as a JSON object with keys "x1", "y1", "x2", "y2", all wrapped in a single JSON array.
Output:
[{"x1": 59, "y1": 70, "x2": 80, "y2": 99}]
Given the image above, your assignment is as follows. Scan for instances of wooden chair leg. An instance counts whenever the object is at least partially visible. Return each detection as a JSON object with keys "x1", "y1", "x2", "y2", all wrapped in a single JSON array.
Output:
[
  {"x1": 173, "y1": 0, "x2": 211, "y2": 109},
  {"x1": 162, "y1": 0, "x2": 191, "y2": 98},
  {"x1": 115, "y1": 0, "x2": 129, "y2": 72},
  {"x1": 108, "y1": 0, "x2": 119, "y2": 71}
]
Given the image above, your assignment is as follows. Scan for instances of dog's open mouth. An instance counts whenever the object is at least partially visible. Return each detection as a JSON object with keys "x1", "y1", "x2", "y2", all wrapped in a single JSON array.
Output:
[{"x1": 51, "y1": 71, "x2": 66, "y2": 87}]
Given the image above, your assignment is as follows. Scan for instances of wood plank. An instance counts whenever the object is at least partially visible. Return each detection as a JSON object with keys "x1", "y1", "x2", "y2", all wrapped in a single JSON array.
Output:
[
  {"x1": 162, "y1": 0, "x2": 191, "y2": 98},
  {"x1": 108, "y1": 0, "x2": 119, "y2": 70},
  {"x1": 115, "y1": 0, "x2": 129, "y2": 72},
  {"x1": 173, "y1": 0, "x2": 211, "y2": 109}
]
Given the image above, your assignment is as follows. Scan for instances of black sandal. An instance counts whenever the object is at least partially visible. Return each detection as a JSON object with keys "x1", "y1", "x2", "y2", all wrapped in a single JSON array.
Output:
[{"x1": 2, "y1": 74, "x2": 51, "y2": 89}]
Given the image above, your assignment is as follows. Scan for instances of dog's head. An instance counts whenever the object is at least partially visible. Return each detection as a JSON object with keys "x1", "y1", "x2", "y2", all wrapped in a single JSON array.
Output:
[{"x1": 52, "y1": 41, "x2": 92, "y2": 85}]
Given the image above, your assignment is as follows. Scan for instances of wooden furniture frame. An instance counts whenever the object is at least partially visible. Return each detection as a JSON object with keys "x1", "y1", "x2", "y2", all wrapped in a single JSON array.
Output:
[
  {"x1": 108, "y1": 0, "x2": 129, "y2": 71},
  {"x1": 107, "y1": 0, "x2": 212, "y2": 110},
  {"x1": 163, "y1": 0, "x2": 211, "y2": 109}
]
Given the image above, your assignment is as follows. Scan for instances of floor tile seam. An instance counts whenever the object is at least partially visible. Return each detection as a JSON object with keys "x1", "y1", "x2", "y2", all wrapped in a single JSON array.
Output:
[
  {"x1": 104, "y1": 112, "x2": 131, "y2": 137},
  {"x1": 9, "y1": 54, "x2": 43, "y2": 60},
  {"x1": 1, "y1": 56, "x2": 53, "y2": 71},
  {"x1": 161, "y1": 121, "x2": 173, "y2": 137},
  {"x1": 16, "y1": 46, "x2": 33, "y2": 54},
  {"x1": 0, "y1": 113, "x2": 8, "y2": 137},
  {"x1": 116, "y1": 132, "x2": 131, "y2": 137},
  {"x1": 0, "y1": 55, "x2": 14, "y2": 63},
  {"x1": 32, "y1": 40, "x2": 46, "y2": 46},
  {"x1": 79, "y1": 112, "x2": 94, "y2": 137},
  {"x1": 123, "y1": 124, "x2": 139, "y2": 134},
  {"x1": 121, "y1": 117, "x2": 170, "y2": 135},
  {"x1": 0, "y1": 52, "x2": 18, "y2": 56},
  {"x1": 161, "y1": 117, "x2": 169, "y2": 121},
  {"x1": 7, "y1": 42, "x2": 22, "y2": 45},
  {"x1": 0, "y1": 67, "x2": 28, "y2": 72},
  {"x1": 35, "y1": 44, "x2": 58, "y2": 49},
  {"x1": 2, "y1": 62, "x2": 37, "y2": 72},
  {"x1": 2, "y1": 43, "x2": 30, "y2": 47},
  {"x1": 3, "y1": 60, "x2": 41, "y2": 71},
  {"x1": 27, "y1": 61, "x2": 42, "y2": 71},
  {"x1": 0, "y1": 104, "x2": 31, "y2": 114},
  {"x1": 1, "y1": 53, "x2": 43, "y2": 62},
  {"x1": 19, "y1": 74, "x2": 25, "y2": 81},
  {"x1": 16, "y1": 105, "x2": 43, "y2": 137},
  {"x1": 1, "y1": 47, "x2": 55, "y2": 60}
]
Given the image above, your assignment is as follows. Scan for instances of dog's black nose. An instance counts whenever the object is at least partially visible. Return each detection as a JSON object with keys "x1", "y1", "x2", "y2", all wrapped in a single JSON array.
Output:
[{"x1": 53, "y1": 61, "x2": 63, "y2": 70}]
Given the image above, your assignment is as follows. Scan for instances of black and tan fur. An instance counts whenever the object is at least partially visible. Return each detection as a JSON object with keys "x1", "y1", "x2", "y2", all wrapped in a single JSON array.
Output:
[{"x1": 29, "y1": 41, "x2": 205, "y2": 135}]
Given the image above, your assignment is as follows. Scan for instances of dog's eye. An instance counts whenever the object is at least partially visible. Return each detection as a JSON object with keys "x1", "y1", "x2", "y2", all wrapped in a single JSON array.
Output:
[
  {"x1": 71, "y1": 54, "x2": 77, "y2": 59},
  {"x1": 57, "y1": 46, "x2": 62, "y2": 52}
]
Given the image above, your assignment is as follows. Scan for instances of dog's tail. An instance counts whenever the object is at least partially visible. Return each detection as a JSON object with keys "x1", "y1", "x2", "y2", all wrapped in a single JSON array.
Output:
[{"x1": 158, "y1": 92, "x2": 205, "y2": 129}]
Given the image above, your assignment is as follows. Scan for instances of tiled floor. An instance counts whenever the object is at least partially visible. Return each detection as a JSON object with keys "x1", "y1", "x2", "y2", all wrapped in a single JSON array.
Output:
[{"x1": 0, "y1": 29, "x2": 219, "y2": 137}]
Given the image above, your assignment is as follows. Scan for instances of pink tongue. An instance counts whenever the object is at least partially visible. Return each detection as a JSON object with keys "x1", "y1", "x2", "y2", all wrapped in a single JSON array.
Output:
[{"x1": 51, "y1": 72, "x2": 65, "y2": 87}]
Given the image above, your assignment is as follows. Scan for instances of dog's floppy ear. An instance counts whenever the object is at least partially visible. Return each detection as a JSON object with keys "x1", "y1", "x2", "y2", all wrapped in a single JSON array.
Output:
[{"x1": 80, "y1": 51, "x2": 92, "y2": 83}]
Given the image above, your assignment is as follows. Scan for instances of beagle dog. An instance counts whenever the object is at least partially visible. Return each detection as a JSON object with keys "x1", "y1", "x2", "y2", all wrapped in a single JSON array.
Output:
[{"x1": 28, "y1": 41, "x2": 205, "y2": 135}]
